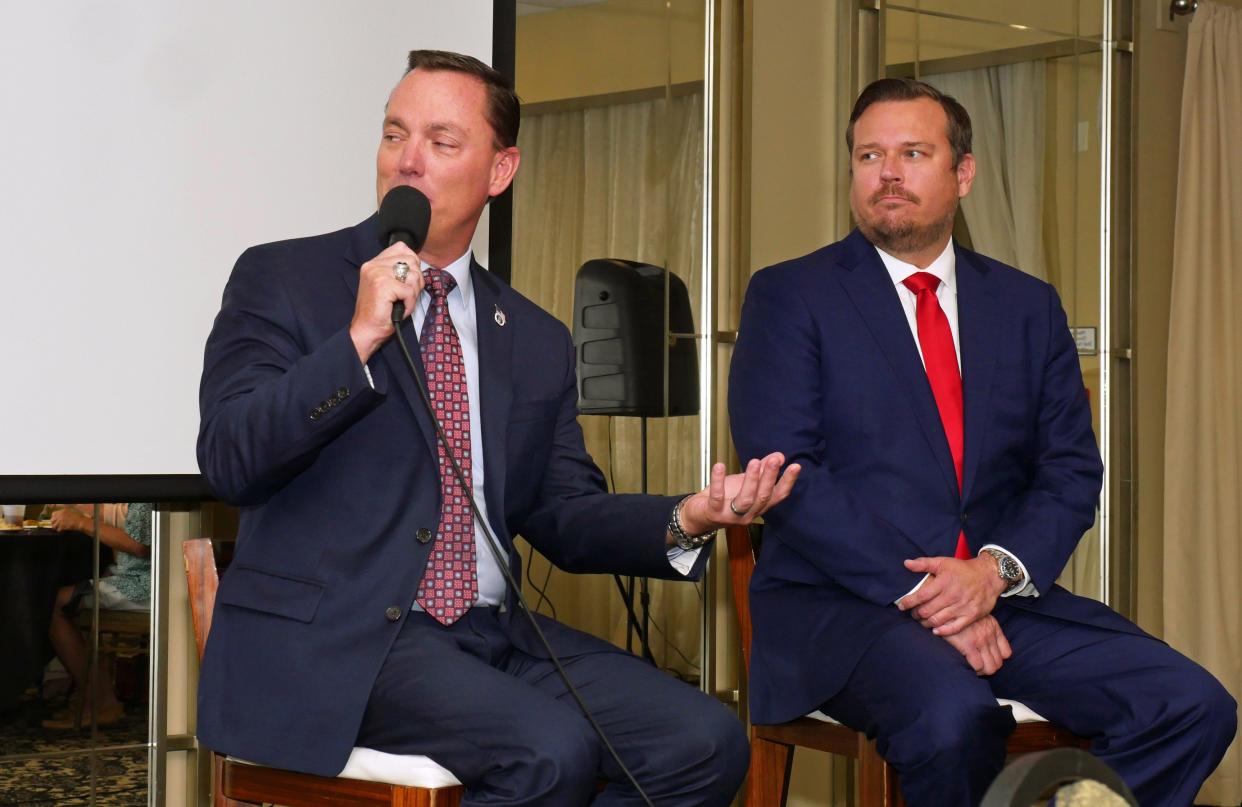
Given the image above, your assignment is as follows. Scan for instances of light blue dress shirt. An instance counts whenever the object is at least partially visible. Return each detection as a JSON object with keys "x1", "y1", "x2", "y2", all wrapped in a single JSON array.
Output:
[{"x1": 368, "y1": 251, "x2": 698, "y2": 610}]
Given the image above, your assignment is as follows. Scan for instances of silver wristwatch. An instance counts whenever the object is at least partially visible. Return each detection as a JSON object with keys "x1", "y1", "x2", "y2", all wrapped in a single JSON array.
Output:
[
  {"x1": 668, "y1": 496, "x2": 715, "y2": 551},
  {"x1": 981, "y1": 548, "x2": 1023, "y2": 592}
]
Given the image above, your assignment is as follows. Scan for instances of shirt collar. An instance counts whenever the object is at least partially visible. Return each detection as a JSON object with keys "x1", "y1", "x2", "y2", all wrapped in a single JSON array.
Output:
[
  {"x1": 427, "y1": 249, "x2": 474, "y2": 310},
  {"x1": 875, "y1": 239, "x2": 957, "y2": 295}
]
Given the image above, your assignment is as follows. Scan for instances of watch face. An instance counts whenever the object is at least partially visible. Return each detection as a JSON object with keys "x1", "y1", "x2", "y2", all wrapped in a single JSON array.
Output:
[{"x1": 986, "y1": 549, "x2": 1020, "y2": 583}]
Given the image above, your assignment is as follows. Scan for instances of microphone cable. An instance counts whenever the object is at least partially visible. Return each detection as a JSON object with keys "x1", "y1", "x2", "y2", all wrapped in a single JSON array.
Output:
[{"x1": 390, "y1": 306, "x2": 656, "y2": 807}]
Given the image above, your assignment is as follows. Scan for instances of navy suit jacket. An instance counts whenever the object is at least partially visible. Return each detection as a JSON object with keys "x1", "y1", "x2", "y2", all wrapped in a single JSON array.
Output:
[
  {"x1": 196, "y1": 215, "x2": 704, "y2": 776},
  {"x1": 728, "y1": 229, "x2": 1141, "y2": 726}
]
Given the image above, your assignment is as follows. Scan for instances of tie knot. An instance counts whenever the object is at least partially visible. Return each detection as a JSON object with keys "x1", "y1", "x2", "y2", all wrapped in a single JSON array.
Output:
[
  {"x1": 902, "y1": 271, "x2": 941, "y2": 296},
  {"x1": 422, "y1": 267, "x2": 457, "y2": 300}
]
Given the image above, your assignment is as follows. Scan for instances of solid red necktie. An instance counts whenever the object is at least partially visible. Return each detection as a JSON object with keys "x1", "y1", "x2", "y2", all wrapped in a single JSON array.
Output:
[
  {"x1": 902, "y1": 272, "x2": 970, "y2": 560},
  {"x1": 416, "y1": 268, "x2": 479, "y2": 624}
]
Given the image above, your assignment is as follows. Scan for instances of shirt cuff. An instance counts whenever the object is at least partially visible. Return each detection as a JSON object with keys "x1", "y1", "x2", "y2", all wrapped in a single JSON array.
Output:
[
  {"x1": 667, "y1": 545, "x2": 701, "y2": 576},
  {"x1": 896, "y1": 573, "x2": 931, "y2": 605},
  {"x1": 979, "y1": 543, "x2": 1038, "y2": 597}
]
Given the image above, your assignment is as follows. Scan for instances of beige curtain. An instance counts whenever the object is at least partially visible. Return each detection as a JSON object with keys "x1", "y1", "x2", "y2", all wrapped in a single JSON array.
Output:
[
  {"x1": 927, "y1": 61, "x2": 1050, "y2": 281},
  {"x1": 1163, "y1": 2, "x2": 1242, "y2": 803},
  {"x1": 511, "y1": 90, "x2": 705, "y2": 678}
]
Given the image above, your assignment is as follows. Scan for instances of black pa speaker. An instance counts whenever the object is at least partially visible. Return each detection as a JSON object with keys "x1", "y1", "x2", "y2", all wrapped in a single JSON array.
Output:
[{"x1": 572, "y1": 259, "x2": 699, "y2": 417}]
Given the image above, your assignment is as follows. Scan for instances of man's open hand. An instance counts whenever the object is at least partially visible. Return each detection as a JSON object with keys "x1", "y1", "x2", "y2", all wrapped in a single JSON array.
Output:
[
  {"x1": 676, "y1": 454, "x2": 800, "y2": 537},
  {"x1": 897, "y1": 554, "x2": 1006, "y2": 636}
]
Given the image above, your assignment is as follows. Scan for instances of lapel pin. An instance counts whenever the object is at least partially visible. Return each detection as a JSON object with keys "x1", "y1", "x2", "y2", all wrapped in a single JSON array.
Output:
[{"x1": 494, "y1": 304, "x2": 507, "y2": 327}]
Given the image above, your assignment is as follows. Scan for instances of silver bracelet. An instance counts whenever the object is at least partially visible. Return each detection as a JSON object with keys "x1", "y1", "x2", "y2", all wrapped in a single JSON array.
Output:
[{"x1": 668, "y1": 495, "x2": 715, "y2": 551}]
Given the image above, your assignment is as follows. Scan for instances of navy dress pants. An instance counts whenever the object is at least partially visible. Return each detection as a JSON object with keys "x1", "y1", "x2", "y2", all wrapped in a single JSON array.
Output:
[
  {"x1": 820, "y1": 603, "x2": 1237, "y2": 806},
  {"x1": 355, "y1": 608, "x2": 749, "y2": 807}
]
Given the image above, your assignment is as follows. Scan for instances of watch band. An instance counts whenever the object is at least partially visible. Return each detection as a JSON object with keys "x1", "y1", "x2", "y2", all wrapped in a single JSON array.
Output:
[{"x1": 981, "y1": 547, "x2": 1023, "y2": 592}]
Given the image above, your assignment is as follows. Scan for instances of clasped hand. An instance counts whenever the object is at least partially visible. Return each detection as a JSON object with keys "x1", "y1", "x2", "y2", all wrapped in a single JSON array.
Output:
[
  {"x1": 676, "y1": 454, "x2": 801, "y2": 537},
  {"x1": 942, "y1": 614, "x2": 1012, "y2": 676},
  {"x1": 897, "y1": 554, "x2": 1011, "y2": 675},
  {"x1": 897, "y1": 554, "x2": 1007, "y2": 635}
]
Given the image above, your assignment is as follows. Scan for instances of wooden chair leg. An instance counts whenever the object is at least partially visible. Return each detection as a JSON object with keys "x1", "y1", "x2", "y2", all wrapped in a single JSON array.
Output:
[
  {"x1": 857, "y1": 736, "x2": 903, "y2": 807},
  {"x1": 212, "y1": 754, "x2": 258, "y2": 807},
  {"x1": 747, "y1": 733, "x2": 794, "y2": 807}
]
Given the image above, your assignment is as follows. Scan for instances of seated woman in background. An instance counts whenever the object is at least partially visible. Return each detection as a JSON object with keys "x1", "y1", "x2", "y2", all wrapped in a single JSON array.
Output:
[{"x1": 42, "y1": 502, "x2": 153, "y2": 729}]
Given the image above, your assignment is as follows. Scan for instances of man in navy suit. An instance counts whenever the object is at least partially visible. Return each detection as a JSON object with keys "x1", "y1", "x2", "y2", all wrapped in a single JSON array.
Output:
[
  {"x1": 729, "y1": 77, "x2": 1236, "y2": 805},
  {"x1": 198, "y1": 50, "x2": 798, "y2": 807}
]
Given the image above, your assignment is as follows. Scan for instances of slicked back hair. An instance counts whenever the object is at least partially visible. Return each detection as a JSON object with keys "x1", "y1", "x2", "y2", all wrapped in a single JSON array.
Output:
[
  {"x1": 403, "y1": 50, "x2": 520, "y2": 150},
  {"x1": 845, "y1": 77, "x2": 972, "y2": 167}
]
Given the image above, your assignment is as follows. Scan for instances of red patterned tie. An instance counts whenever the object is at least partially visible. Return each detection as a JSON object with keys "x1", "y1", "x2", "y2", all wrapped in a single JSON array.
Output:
[
  {"x1": 416, "y1": 268, "x2": 478, "y2": 624},
  {"x1": 902, "y1": 272, "x2": 970, "y2": 560}
]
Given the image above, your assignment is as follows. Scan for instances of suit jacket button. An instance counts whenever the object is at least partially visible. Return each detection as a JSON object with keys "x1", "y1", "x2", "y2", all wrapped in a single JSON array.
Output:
[
  {"x1": 385, "y1": 606, "x2": 402, "y2": 622},
  {"x1": 416, "y1": 527, "x2": 433, "y2": 544}
]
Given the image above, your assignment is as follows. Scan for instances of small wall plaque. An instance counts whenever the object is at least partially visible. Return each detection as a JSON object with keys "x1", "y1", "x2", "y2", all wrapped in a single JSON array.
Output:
[{"x1": 1071, "y1": 326, "x2": 1098, "y2": 356}]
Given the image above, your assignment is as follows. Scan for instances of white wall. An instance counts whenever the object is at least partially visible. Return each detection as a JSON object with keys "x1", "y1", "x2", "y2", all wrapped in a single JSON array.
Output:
[{"x1": 0, "y1": 0, "x2": 493, "y2": 476}]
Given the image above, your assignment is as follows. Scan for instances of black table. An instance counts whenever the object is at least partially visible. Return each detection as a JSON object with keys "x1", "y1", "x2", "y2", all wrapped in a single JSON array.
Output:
[{"x1": 0, "y1": 529, "x2": 103, "y2": 712}]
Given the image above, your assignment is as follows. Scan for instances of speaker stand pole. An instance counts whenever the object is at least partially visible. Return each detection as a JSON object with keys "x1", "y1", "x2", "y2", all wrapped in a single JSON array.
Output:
[
  {"x1": 639, "y1": 417, "x2": 654, "y2": 664},
  {"x1": 617, "y1": 418, "x2": 656, "y2": 665}
]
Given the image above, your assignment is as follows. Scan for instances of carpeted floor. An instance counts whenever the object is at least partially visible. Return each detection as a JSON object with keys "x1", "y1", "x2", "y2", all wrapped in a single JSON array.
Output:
[{"x1": 0, "y1": 693, "x2": 148, "y2": 806}]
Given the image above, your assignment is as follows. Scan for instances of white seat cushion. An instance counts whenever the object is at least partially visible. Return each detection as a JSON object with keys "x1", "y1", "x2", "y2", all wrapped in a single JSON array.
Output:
[
  {"x1": 805, "y1": 698, "x2": 1047, "y2": 725},
  {"x1": 230, "y1": 748, "x2": 461, "y2": 789},
  {"x1": 338, "y1": 747, "x2": 461, "y2": 788}
]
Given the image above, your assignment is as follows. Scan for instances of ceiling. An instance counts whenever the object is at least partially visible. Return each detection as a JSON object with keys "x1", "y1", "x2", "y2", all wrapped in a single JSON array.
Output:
[{"x1": 516, "y1": 0, "x2": 608, "y2": 15}]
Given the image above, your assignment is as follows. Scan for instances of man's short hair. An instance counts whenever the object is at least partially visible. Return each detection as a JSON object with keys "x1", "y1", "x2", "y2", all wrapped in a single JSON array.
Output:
[
  {"x1": 845, "y1": 77, "x2": 972, "y2": 167},
  {"x1": 404, "y1": 50, "x2": 520, "y2": 149}
]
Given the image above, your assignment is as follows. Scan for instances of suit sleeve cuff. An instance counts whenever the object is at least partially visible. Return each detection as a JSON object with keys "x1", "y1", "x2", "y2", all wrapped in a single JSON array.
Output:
[
  {"x1": 979, "y1": 543, "x2": 1038, "y2": 597},
  {"x1": 895, "y1": 573, "x2": 931, "y2": 605}
]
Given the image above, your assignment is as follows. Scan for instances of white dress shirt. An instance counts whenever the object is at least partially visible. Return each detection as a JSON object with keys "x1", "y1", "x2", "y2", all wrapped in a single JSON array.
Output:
[{"x1": 874, "y1": 242, "x2": 1036, "y2": 599}]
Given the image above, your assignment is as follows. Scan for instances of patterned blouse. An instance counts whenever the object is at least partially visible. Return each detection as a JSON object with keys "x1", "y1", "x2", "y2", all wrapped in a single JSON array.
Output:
[{"x1": 106, "y1": 502, "x2": 153, "y2": 603}]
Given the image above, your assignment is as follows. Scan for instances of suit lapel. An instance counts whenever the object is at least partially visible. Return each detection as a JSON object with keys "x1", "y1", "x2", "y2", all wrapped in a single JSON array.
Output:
[
  {"x1": 954, "y1": 244, "x2": 998, "y2": 502},
  {"x1": 342, "y1": 215, "x2": 437, "y2": 460},
  {"x1": 471, "y1": 260, "x2": 514, "y2": 541},
  {"x1": 835, "y1": 230, "x2": 960, "y2": 500}
]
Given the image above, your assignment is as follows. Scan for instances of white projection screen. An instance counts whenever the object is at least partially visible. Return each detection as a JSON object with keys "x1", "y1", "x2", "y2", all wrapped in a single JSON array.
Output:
[{"x1": 0, "y1": 1, "x2": 500, "y2": 497}]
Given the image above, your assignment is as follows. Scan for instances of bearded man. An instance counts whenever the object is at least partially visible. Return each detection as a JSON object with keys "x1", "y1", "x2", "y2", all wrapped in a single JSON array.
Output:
[{"x1": 727, "y1": 77, "x2": 1235, "y2": 805}]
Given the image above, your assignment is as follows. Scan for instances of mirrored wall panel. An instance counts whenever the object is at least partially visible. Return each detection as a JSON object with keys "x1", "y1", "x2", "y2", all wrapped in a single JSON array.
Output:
[
  {"x1": 885, "y1": 0, "x2": 1108, "y2": 601},
  {"x1": 514, "y1": 0, "x2": 709, "y2": 680}
]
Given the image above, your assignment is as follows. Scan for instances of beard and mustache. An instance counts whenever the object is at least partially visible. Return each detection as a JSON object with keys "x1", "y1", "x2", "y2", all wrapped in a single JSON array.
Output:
[{"x1": 853, "y1": 183, "x2": 958, "y2": 257}]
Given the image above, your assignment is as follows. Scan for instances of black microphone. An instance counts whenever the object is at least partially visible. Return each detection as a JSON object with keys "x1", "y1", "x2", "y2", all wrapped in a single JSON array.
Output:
[{"x1": 378, "y1": 186, "x2": 432, "y2": 322}]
